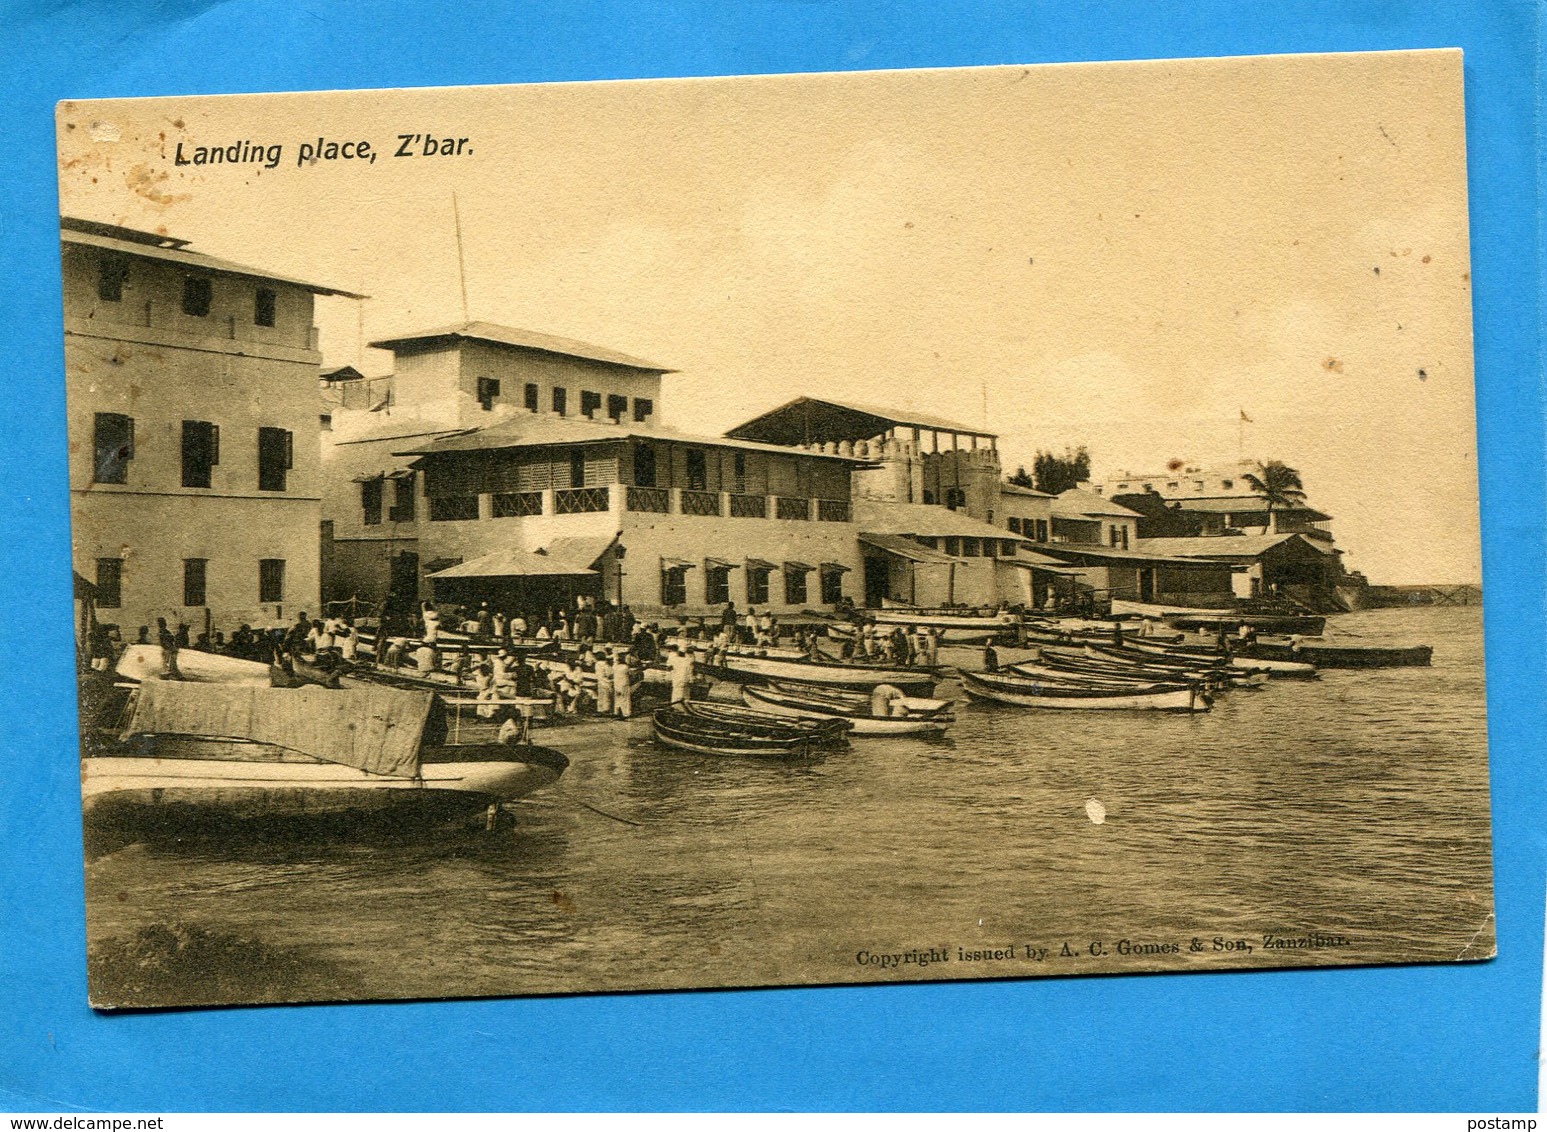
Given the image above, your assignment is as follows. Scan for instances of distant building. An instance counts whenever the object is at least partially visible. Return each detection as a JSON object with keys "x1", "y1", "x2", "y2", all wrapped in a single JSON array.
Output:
[
  {"x1": 1091, "y1": 459, "x2": 1346, "y2": 610},
  {"x1": 63, "y1": 216, "x2": 360, "y2": 638}
]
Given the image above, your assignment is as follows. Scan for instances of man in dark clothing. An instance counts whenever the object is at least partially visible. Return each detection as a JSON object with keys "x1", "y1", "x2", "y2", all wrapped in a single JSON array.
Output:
[{"x1": 156, "y1": 617, "x2": 184, "y2": 679}]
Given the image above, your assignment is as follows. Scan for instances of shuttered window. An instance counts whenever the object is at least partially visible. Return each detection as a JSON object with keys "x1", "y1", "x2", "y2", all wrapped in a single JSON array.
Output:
[
  {"x1": 257, "y1": 427, "x2": 292, "y2": 492},
  {"x1": 181, "y1": 420, "x2": 219, "y2": 488},
  {"x1": 92, "y1": 413, "x2": 133, "y2": 485}
]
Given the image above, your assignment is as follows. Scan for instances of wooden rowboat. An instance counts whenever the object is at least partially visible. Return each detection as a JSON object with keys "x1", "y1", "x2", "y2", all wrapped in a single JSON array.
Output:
[
  {"x1": 696, "y1": 652, "x2": 940, "y2": 694},
  {"x1": 962, "y1": 670, "x2": 1210, "y2": 712},
  {"x1": 1238, "y1": 640, "x2": 1433, "y2": 668},
  {"x1": 741, "y1": 683, "x2": 954, "y2": 736},
  {"x1": 1113, "y1": 638, "x2": 1319, "y2": 677},
  {"x1": 651, "y1": 703, "x2": 846, "y2": 759}
]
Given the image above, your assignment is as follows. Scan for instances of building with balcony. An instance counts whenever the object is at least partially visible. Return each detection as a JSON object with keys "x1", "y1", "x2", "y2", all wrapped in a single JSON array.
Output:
[
  {"x1": 394, "y1": 416, "x2": 865, "y2": 618},
  {"x1": 63, "y1": 216, "x2": 359, "y2": 638},
  {"x1": 725, "y1": 396, "x2": 1003, "y2": 521},
  {"x1": 321, "y1": 325, "x2": 868, "y2": 619}
]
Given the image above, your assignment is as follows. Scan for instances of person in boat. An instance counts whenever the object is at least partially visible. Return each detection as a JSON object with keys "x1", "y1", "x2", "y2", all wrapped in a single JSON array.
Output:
[
  {"x1": 983, "y1": 643, "x2": 1000, "y2": 673},
  {"x1": 535, "y1": 619, "x2": 552, "y2": 642},
  {"x1": 871, "y1": 682, "x2": 906, "y2": 718},
  {"x1": 613, "y1": 649, "x2": 634, "y2": 718},
  {"x1": 512, "y1": 654, "x2": 536, "y2": 697},
  {"x1": 283, "y1": 612, "x2": 310, "y2": 657},
  {"x1": 667, "y1": 644, "x2": 695, "y2": 706},
  {"x1": 420, "y1": 601, "x2": 441, "y2": 646},
  {"x1": 414, "y1": 641, "x2": 438, "y2": 675},
  {"x1": 383, "y1": 636, "x2": 406, "y2": 669},
  {"x1": 491, "y1": 648, "x2": 514, "y2": 689},
  {"x1": 451, "y1": 643, "x2": 473, "y2": 684},
  {"x1": 553, "y1": 659, "x2": 582, "y2": 714},
  {"x1": 155, "y1": 617, "x2": 184, "y2": 680},
  {"x1": 594, "y1": 652, "x2": 614, "y2": 717}
]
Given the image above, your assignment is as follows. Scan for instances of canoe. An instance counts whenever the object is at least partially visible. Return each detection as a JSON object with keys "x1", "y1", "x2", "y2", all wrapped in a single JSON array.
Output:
[
  {"x1": 871, "y1": 607, "x2": 1017, "y2": 633},
  {"x1": 1107, "y1": 599, "x2": 1326, "y2": 636},
  {"x1": 1239, "y1": 641, "x2": 1433, "y2": 668},
  {"x1": 741, "y1": 683, "x2": 954, "y2": 736},
  {"x1": 1114, "y1": 638, "x2": 1319, "y2": 677},
  {"x1": 962, "y1": 670, "x2": 1210, "y2": 712},
  {"x1": 697, "y1": 652, "x2": 940, "y2": 694},
  {"x1": 1000, "y1": 663, "x2": 1188, "y2": 695},
  {"x1": 1163, "y1": 612, "x2": 1327, "y2": 636}
]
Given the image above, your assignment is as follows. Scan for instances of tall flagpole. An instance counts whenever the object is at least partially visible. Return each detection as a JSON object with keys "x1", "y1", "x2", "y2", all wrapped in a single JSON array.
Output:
[{"x1": 452, "y1": 190, "x2": 470, "y2": 323}]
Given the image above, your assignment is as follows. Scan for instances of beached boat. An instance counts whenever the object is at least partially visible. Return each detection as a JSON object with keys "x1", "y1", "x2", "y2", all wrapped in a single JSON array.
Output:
[
  {"x1": 962, "y1": 669, "x2": 1210, "y2": 712},
  {"x1": 115, "y1": 645, "x2": 273, "y2": 686},
  {"x1": 651, "y1": 702, "x2": 847, "y2": 758},
  {"x1": 741, "y1": 682, "x2": 955, "y2": 736},
  {"x1": 83, "y1": 681, "x2": 568, "y2": 827},
  {"x1": 696, "y1": 652, "x2": 939, "y2": 695}
]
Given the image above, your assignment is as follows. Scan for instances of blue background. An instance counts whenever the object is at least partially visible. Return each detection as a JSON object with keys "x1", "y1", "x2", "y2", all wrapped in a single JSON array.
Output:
[{"x1": 0, "y1": 0, "x2": 1541, "y2": 1112}]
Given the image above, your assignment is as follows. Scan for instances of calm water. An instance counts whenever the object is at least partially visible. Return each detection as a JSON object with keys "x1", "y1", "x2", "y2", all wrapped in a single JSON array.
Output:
[{"x1": 84, "y1": 605, "x2": 1494, "y2": 1006}]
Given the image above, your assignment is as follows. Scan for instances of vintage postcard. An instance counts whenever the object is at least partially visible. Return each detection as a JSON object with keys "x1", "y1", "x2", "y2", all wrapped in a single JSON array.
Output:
[{"x1": 57, "y1": 49, "x2": 1492, "y2": 1008}]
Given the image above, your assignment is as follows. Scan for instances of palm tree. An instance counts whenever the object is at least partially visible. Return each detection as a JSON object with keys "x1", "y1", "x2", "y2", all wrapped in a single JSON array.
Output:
[{"x1": 1242, "y1": 460, "x2": 1307, "y2": 530}]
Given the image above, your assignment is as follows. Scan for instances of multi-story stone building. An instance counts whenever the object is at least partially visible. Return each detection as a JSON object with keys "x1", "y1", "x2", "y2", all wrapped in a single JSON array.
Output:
[
  {"x1": 63, "y1": 217, "x2": 358, "y2": 638},
  {"x1": 321, "y1": 324, "x2": 867, "y2": 620}
]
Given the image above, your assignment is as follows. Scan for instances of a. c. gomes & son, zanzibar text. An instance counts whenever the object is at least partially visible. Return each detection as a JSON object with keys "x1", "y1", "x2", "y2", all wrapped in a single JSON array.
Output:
[{"x1": 854, "y1": 933, "x2": 1351, "y2": 969}]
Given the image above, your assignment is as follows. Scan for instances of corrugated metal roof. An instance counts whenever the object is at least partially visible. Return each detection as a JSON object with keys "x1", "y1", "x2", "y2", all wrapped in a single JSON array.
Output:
[
  {"x1": 1035, "y1": 544, "x2": 1240, "y2": 569},
  {"x1": 368, "y1": 321, "x2": 672, "y2": 372},
  {"x1": 428, "y1": 546, "x2": 600, "y2": 579},
  {"x1": 725, "y1": 395, "x2": 995, "y2": 444},
  {"x1": 858, "y1": 533, "x2": 959, "y2": 565},
  {"x1": 393, "y1": 413, "x2": 870, "y2": 463},
  {"x1": 1154, "y1": 495, "x2": 1332, "y2": 521},
  {"x1": 1053, "y1": 488, "x2": 1144, "y2": 519},
  {"x1": 62, "y1": 223, "x2": 366, "y2": 298},
  {"x1": 1136, "y1": 534, "x2": 1335, "y2": 559},
  {"x1": 854, "y1": 499, "x2": 1026, "y2": 541},
  {"x1": 1001, "y1": 482, "x2": 1055, "y2": 498}
]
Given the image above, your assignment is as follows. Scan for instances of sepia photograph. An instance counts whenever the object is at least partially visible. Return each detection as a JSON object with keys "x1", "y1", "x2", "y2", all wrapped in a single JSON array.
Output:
[{"x1": 56, "y1": 49, "x2": 1492, "y2": 1009}]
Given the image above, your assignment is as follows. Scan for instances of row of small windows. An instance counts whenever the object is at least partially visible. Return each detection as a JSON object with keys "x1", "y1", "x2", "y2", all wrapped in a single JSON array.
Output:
[
  {"x1": 475, "y1": 375, "x2": 653, "y2": 424},
  {"x1": 93, "y1": 556, "x2": 285, "y2": 608},
  {"x1": 1007, "y1": 517, "x2": 1050, "y2": 541},
  {"x1": 661, "y1": 562, "x2": 842, "y2": 608},
  {"x1": 93, "y1": 413, "x2": 293, "y2": 491},
  {"x1": 1112, "y1": 479, "x2": 1233, "y2": 493},
  {"x1": 97, "y1": 257, "x2": 278, "y2": 327}
]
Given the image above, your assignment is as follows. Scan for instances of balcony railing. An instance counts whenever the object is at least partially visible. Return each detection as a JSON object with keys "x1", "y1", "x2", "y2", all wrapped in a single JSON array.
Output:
[
  {"x1": 491, "y1": 490, "x2": 543, "y2": 518},
  {"x1": 775, "y1": 496, "x2": 811, "y2": 521},
  {"x1": 817, "y1": 498, "x2": 850, "y2": 523},
  {"x1": 554, "y1": 486, "x2": 610, "y2": 514},
  {"x1": 627, "y1": 486, "x2": 670, "y2": 513},
  {"x1": 681, "y1": 489, "x2": 722, "y2": 517},
  {"x1": 729, "y1": 493, "x2": 767, "y2": 518},
  {"x1": 428, "y1": 494, "x2": 479, "y2": 522}
]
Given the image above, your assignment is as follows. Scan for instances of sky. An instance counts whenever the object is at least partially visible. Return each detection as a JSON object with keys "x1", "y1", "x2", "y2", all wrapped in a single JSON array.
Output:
[{"x1": 56, "y1": 50, "x2": 1481, "y2": 583}]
